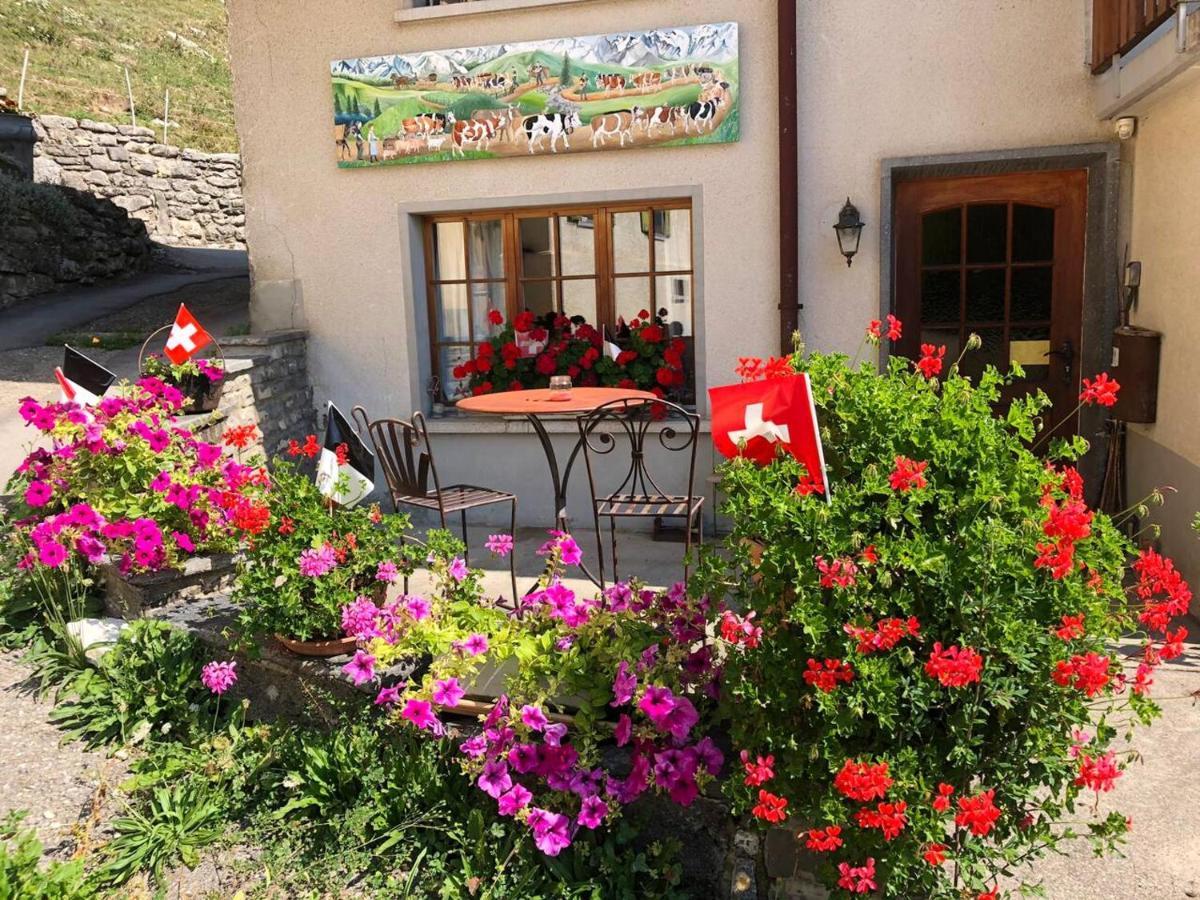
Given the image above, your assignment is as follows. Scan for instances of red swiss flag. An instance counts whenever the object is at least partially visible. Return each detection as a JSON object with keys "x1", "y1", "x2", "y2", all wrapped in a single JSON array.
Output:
[
  {"x1": 709, "y1": 374, "x2": 828, "y2": 498},
  {"x1": 163, "y1": 304, "x2": 213, "y2": 365}
]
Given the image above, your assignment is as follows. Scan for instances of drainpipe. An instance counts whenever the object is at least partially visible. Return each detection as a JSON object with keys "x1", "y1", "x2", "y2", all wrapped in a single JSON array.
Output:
[{"x1": 777, "y1": 0, "x2": 800, "y2": 355}]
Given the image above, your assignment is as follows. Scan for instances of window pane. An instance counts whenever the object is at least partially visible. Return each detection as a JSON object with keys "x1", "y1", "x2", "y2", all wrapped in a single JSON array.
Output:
[
  {"x1": 1010, "y1": 325, "x2": 1051, "y2": 381},
  {"x1": 561, "y1": 279, "x2": 597, "y2": 322},
  {"x1": 959, "y1": 327, "x2": 1005, "y2": 381},
  {"x1": 558, "y1": 215, "x2": 595, "y2": 276},
  {"x1": 519, "y1": 217, "x2": 555, "y2": 278},
  {"x1": 654, "y1": 208, "x2": 691, "y2": 271},
  {"x1": 1011, "y1": 266, "x2": 1053, "y2": 321},
  {"x1": 921, "y1": 270, "x2": 960, "y2": 324},
  {"x1": 471, "y1": 282, "x2": 505, "y2": 337},
  {"x1": 1012, "y1": 205, "x2": 1055, "y2": 262},
  {"x1": 966, "y1": 204, "x2": 1007, "y2": 264},
  {"x1": 432, "y1": 221, "x2": 466, "y2": 280},
  {"x1": 436, "y1": 283, "x2": 470, "y2": 341},
  {"x1": 966, "y1": 268, "x2": 1005, "y2": 323},
  {"x1": 612, "y1": 211, "x2": 650, "y2": 273},
  {"x1": 520, "y1": 280, "x2": 556, "y2": 318},
  {"x1": 468, "y1": 219, "x2": 505, "y2": 279},
  {"x1": 922, "y1": 207, "x2": 961, "y2": 266},
  {"x1": 439, "y1": 345, "x2": 472, "y2": 400},
  {"x1": 614, "y1": 276, "x2": 651, "y2": 324},
  {"x1": 655, "y1": 275, "x2": 692, "y2": 337}
]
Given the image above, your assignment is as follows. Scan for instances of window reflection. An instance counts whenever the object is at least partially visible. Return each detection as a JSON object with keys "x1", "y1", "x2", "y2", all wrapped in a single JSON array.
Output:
[
  {"x1": 654, "y1": 208, "x2": 691, "y2": 271},
  {"x1": 612, "y1": 211, "x2": 650, "y2": 273}
]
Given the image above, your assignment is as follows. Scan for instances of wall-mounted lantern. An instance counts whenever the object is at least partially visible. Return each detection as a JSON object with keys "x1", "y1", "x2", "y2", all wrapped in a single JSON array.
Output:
[{"x1": 833, "y1": 198, "x2": 865, "y2": 267}]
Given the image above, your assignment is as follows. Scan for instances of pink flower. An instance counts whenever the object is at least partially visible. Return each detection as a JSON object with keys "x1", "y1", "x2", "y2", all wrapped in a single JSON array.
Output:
[
  {"x1": 374, "y1": 685, "x2": 402, "y2": 706},
  {"x1": 638, "y1": 685, "x2": 675, "y2": 720},
  {"x1": 497, "y1": 784, "x2": 532, "y2": 816},
  {"x1": 342, "y1": 650, "x2": 376, "y2": 686},
  {"x1": 401, "y1": 698, "x2": 440, "y2": 733},
  {"x1": 455, "y1": 633, "x2": 489, "y2": 656},
  {"x1": 404, "y1": 595, "x2": 432, "y2": 621},
  {"x1": 611, "y1": 660, "x2": 637, "y2": 706},
  {"x1": 172, "y1": 531, "x2": 195, "y2": 553},
  {"x1": 37, "y1": 541, "x2": 68, "y2": 568},
  {"x1": 530, "y1": 809, "x2": 571, "y2": 856},
  {"x1": 543, "y1": 722, "x2": 568, "y2": 746},
  {"x1": 298, "y1": 544, "x2": 337, "y2": 577},
  {"x1": 478, "y1": 760, "x2": 513, "y2": 798},
  {"x1": 432, "y1": 677, "x2": 465, "y2": 707},
  {"x1": 448, "y1": 557, "x2": 469, "y2": 583},
  {"x1": 375, "y1": 560, "x2": 399, "y2": 583},
  {"x1": 195, "y1": 442, "x2": 223, "y2": 468},
  {"x1": 24, "y1": 481, "x2": 53, "y2": 508},
  {"x1": 614, "y1": 713, "x2": 633, "y2": 746},
  {"x1": 341, "y1": 596, "x2": 381, "y2": 640},
  {"x1": 577, "y1": 795, "x2": 607, "y2": 829},
  {"x1": 521, "y1": 704, "x2": 549, "y2": 732},
  {"x1": 558, "y1": 536, "x2": 583, "y2": 566},
  {"x1": 201, "y1": 660, "x2": 238, "y2": 695},
  {"x1": 485, "y1": 533, "x2": 514, "y2": 557}
]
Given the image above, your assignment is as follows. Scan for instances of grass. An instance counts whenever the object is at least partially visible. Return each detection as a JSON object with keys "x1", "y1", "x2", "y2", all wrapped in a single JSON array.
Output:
[
  {"x1": 0, "y1": 0, "x2": 234, "y2": 152},
  {"x1": 576, "y1": 83, "x2": 705, "y2": 123}
]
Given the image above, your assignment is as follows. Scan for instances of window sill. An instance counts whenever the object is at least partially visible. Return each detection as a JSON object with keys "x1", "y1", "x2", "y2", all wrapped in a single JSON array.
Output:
[
  {"x1": 395, "y1": 0, "x2": 596, "y2": 24},
  {"x1": 425, "y1": 412, "x2": 710, "y2": 436}
]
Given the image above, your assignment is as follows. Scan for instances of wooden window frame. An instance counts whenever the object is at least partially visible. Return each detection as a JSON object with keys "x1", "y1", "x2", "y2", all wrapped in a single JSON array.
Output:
[{"x1": 423, "y1": 198, "x2": 694, "y2": 402}]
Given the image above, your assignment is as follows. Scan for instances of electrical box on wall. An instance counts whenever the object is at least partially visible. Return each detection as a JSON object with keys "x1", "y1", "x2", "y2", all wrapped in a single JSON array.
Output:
[{"x1": 1110, "y1": 326, "x2": 1161, "y2": 423}]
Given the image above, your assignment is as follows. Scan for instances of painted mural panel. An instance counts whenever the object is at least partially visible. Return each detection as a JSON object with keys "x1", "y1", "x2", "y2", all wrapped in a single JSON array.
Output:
[{"x1": 330, "y1": 22, "x2": 738, "y2": 167}]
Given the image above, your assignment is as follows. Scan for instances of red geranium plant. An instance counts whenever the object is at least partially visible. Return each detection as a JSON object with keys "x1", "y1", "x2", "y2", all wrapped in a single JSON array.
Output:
[
  {"x1": 694, "y1": 320, "x2": 1187, "y2": 898},
  {"x1": 454, "y1": 308, "x2": 688, "y2": 402}
]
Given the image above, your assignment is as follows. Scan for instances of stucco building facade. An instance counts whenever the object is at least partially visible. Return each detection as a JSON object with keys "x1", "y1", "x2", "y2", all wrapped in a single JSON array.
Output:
[{"x1": 225, "y1": 0, "x2": 1200, "y2": 596}]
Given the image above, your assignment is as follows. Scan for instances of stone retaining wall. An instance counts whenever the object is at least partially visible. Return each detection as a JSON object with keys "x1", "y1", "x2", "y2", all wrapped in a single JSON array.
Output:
[{"x1": 31, "y1": 115, "x2": 245, "y2": 249}]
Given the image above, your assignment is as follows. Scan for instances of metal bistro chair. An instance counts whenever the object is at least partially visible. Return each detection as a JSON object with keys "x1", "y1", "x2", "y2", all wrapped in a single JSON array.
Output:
[
  {"x1": 576, "y1": 397, "x2": 703, "y2": 587},
  {"x1": 351, "y1": 406, "x2": 518, "y2": 602}
]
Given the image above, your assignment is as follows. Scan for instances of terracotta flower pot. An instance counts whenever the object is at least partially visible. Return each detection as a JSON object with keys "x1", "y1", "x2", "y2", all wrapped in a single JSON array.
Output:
[{"x1": 274, "y1": 633, "x2": 358, "y2": 657}]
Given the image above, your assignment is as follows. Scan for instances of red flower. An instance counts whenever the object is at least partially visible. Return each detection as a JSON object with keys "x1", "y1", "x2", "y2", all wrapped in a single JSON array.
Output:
[
  {"x1": 735, "y1": 357, "x2": 763, "y2": 381},
  {"x1": 1052, "y1": 652, "x2": 1112, "y2": 697},
  {"x1": 836, "y1": 858, "x2": 877, "y2": 894},
  {"x1": 475, "y1": 356, "x2": 492, "y2": 374},
  {"x1": 1080, "y1": 373, "x2": 1120, "y2": 407},
  {"x1": 932, "y1": 782, "x2": 955, "y2": 812},
  {"x1": 1034, "y1": 539, "x2": 1076, "y2": 580},
  {"x1": 721, "y1": 610, "x2": 763, "y2": 649},
  {"x1": 277, "y1": 516, "x2": 295, "y2": 535},
  {"x1": 955, "y1": 788, "x2": 1001, "y2": 836},
  {"x1": 752, "y1": 789, "x2": 788, "y2": 824},
  {"x1": 663, "y1": 347, "x2": 683, "y2": 368},
  {"x1": 616, "y1": 350, "x2": 638, "y2": 366},
  {"x1": 802, "y1": 658, "x2": 855, "y2": 693},
  {"x1": 535, "y1": 354, "x2": 557, "y2": 376},
  {"x1": 867, "y1": 319, "x2": 882, "y2": 340},
  {"x1": 655, "y1": 366, "x2": 675, "y2": 387},
  {"x1": 452, "y1": 365, "x2": 468, "y2": 379},
  {"x1": 477, "y1": 341, "x2": 494, "y2": 358},
  {"x1": 1054, "y1": 613, "x2": 1085, "y2": 641},
  {"x1": 978, "y1": 891, "x2": 999, "y2": 900},
  {"x1": 1075, "y1": 751, "x2": 1121, "y2": 792},
  {"x1": 740, "y1": 750, "x2": 775, "y2": 787},
  {"x1": 805, "y1": 825, "x2": 843, "y2": 852},
  {"x1": 924, "y1": 643, "x2": 983, "y2": 688},
  {"x1": 915, "y1": 344, "x2": 946, "y2": 379},
  {"x1": 815, "y1": 555, "x2": 858, "y2": 588},
  {"x1": 300, "y1": 434, "x2": 320, "y2": 459},
  {"x1": 1160, "y1": 626, "x2": 1188, "y2": 661},
  {"x1": 231, "y1": 501, "x2": 270, "y2": 534},
  {"x1": 334, "y1": 442, "x2": 349, "y2": 467},
  {"x1": 833, "y1": 759, "x2": 892, "y2": 802},
  {"x1": 855, "y1": 800, "x2": 907, "y2": 841},
  {"x1": 286, "y1": 439, "x2": 301, "y2": 457},
  {"x1": 889, "y1": 456, "x2": 928, "y2": 492},
  {"x1": 501, "y1": 341, "x2": 521, "y2": 360},
  {"x1": 794, "y1": 469, "x2": 825, "y2": 496},
  {"x1": 1132, "y1": 548, "x2": 1192, "y2": 632},
  {"x1": 923, "y1": 843, "x2": 947, "y2": 866},
  {"x1": 510, "y1": 381, "x2": 524, "y2": 391},
  {"x1": 640, "y1": 324, "x2": 664, "y2": 343},
  {"x1": 845, "y1": 616, "x2": 920, "y2": 654},
  {"x1": 885, "y1": 314, "x2": 902, "y2": 341},
  {"x1": 487, "y1": 308, "x2": 504, "y2": 326},
  {"x1": 513, "y1": 311, "x2": 535, "y2": 332},
  {"x1": 472, "y1": 382, "x2": 493, "y2": 396},
  {"x1": 223, "y1": 424, "x2": 258, "y2": 449},
  {"x1": 859, "y1": 544, "x2": 878, "y2": 565}
]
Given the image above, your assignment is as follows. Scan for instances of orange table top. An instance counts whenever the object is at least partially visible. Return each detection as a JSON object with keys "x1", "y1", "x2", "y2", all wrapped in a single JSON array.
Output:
[{"x1": 456, "y1": 386, "x2": 659, "y2": 416}]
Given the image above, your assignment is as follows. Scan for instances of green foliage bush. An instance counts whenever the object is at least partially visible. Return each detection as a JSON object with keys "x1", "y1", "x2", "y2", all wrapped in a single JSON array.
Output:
[
  {"x1": 697, "y1": 344, "x2": 1181, "y2": 897},
  {"x1": 0, "y1": 173, "x2": 80, "y2": 234},
  {"x1": 0, "y1": 812, "x2": 93, "y2": 899}
]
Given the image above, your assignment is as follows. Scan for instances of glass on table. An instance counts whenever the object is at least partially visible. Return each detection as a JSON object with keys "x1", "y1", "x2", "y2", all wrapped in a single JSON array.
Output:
[{"x1": 548, "y1": 375, "x2": 573, "y2": 401}]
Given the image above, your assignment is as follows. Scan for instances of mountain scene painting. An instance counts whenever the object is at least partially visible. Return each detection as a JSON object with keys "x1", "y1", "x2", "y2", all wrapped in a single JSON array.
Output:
[{"x1": 330, "y1": 22, "x2": 738, "y2": 167}]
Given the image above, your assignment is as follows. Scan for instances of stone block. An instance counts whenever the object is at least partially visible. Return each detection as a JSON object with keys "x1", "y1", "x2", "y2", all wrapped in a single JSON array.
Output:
[
  {"x1": 61, "y1": 171, "x2": 88, "y2": 191},
  {"x1": 87, "y1": 154, "x2": 122, "y2": 173},
  {"x1": 95, "y1": 133, "x2": 118, "y2": 147},
  {"x1": 206, "y1": 174, "x2": 240, "y2": 189},
  {"x1": 107, "y1": 146, "x2": 130, "y2": 162},
  {"x1": 148, "y1": 143, "x2": 180, "y2": 158},
  {"x1": 146, "y1": 177, "x2": 171, "y2": 191},
  {"x1": 118, "y1": 124, "x2": 157, "y2": 140},
  {"x1": 83, "y1": 170, "x2": 111, "y2": 187},
  {"x1": 113, "y1": 195, "x2": 153, "y2": 213},
  {"x1": 79, "y1": 118, "x2": 119, "y2": 133},
  {"x1": 33, "y1": 156, "x2": 63, "y2": 185},
  {"x1": 130, "y1": 153, "x2": 159, "y2": 175},
  {"x1": 38, "y1": 115, "x2": 78, "y2": 130}
]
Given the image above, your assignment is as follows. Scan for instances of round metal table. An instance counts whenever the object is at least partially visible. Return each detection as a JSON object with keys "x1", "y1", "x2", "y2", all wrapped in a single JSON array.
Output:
[{"x1": 456, "y1": 387, "x2": 658, "y2": 585}]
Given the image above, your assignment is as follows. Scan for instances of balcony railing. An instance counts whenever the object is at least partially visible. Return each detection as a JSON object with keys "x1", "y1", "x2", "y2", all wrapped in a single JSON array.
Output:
[{"x1": 1092, "y1": 0, "x2": 1177, "y2": 72}]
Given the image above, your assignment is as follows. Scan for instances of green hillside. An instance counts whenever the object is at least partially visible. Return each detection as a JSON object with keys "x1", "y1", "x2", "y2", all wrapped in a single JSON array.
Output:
[{"x1": 0, "y1": 0, "x2": 234, "y2": 152}]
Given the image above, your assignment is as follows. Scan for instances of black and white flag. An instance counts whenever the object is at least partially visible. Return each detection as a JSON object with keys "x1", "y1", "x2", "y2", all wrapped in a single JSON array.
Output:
[
  {"x1": 55, "y1": 346, "x2": 116, "y2": 407},
  {"x1": 315, "y1": 402, "x2": 375, "y2": 507}
]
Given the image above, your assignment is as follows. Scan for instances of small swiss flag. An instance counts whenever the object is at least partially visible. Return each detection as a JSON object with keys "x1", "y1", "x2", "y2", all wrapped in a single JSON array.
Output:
[
  {"x1": 709, "y1": 374, "x2": 828, "y2": 499},
  {"x1": 163, "y1": 304, "x2": 213, "y2": 365}
]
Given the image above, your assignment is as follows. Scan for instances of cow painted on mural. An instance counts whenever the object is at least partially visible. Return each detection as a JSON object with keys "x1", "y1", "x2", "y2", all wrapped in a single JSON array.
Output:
[
  {"x1": 684, "y1": 83, "x2": 728, "y2": 134},
  {"x1": 452, "y1": 118, "x2": 498, "y2": 157},
  {"x1": 598, "y1": 73, "x2": 626, "y2": 93},
  {"x1": 523, "y1": 111, "x2": 582, "y2": 154},
  {"x1": 400, "y1": 111, "x2": 456, "y2": 138},
  {"x1": 634, "y1": 104, "x2": 682, "y2": 136},
  {"x1": 630, "y1": 71, "x2": 662, "y2": 94},
  {"x1": 471, "y1": 104, "x2": 519, "y2": 142},
  {"x1": 590, "y1": 109, "x2": 638, "y2": 148}
]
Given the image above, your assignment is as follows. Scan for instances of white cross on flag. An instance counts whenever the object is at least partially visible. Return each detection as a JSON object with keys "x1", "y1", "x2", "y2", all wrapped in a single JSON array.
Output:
[
  {"x1": 709, "y1": 373, "x2": 828, "y2": 499},
  {"x1": 163, "y1": 303, "x2": 213, "y2": 365}
]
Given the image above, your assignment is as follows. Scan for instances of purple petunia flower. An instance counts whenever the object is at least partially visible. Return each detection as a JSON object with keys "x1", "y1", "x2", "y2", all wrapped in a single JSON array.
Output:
[
  {"x1": 477, "y1": 760, "x2": 512, "y2": 799},
  {"x1": 577, "y1": 795, "x2": 607, "y2": 830},
  {"x1": 485, "y1": 533, "x2": 514, "y2": 557},
  {"x1": 455, "y1": 633, "x2": 489, "y2": 657},
  {"x1": 341, "y1": 596, "x2": 381, "y2": 641},
  {"x1": 520, "y1": 704, "x2": 549, "y2": 732},
  {"x1": 611, "y1": 661, "x2": 637, "y2": 707},
  {"x1": 638, "y1": 685, "x2": 676, "y2": 720},
  {"x1": 404, "y1": 595, "x2": 432, "y2": 621},
  {"x1": 542, "y1": 722, "x2": 568, "y2": 747},
  {"x1": 448, "y1": 557, "x2": 468, "y2": 583},
  {"x1": 530, "y1": 809, "x2": 571, "y2": 856},
  {"x1": 460, "y1": 734, "x2": 488, "y2": 758},
  {"x1": 432, "y1": 677, "x2": 464, "y2": 708},
  {"x1": 173, "y1": 531, "x2": 195, "y2": 554},
  {"x1": 37, "y1": 541, "x2": 68, "y2": 568},
  {"x1": 201, "y1": 660, "x2": 238, "y2": 695},
  {"x1": 401, "y1": 698, "x2": 440, "y2": 733},
  {"x1": 374, "y1": 685, "x2": 402, "y2": 706},
  {"x1": 24, "y1": 481, "x2": 53, "y2": 508},
  {"x1": 342, "y1": 650, "x2": 376, "y2": 686},
  {"x1": 497, "y1": 784, "x2": 532, "y2": 816},
  {"x1": 614, "y1": 713, "x2": 633, "y2": 747}
]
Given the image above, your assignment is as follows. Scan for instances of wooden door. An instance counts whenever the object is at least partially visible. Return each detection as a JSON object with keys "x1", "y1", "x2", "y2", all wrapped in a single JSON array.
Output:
[{"x1": 895, "y1": 170, "x2": 1088, "y2": 439}]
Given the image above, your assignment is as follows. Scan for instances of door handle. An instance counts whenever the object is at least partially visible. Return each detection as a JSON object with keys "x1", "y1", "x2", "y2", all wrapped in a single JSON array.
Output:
[{"x1": 1043, "y1": 339, "x2": 1073, "y2": 382}]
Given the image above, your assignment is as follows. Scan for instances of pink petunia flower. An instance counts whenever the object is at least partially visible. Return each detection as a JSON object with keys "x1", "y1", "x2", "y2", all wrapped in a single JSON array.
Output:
[
  {"x1": 497, "y1": 784, "x2": 532, "y2": 816},
  {"x1": 520, "y1": 704, "x2": 549, "y2": 732},
  {"x1": 342, "y1": 650, "x2": 376, "y2": 686},
  {"x1": 448, "y1": 557, "x2": 469, "y2": 583},
  {"x1": 201, "y1": 660, "x2": 238, "y2": 695},
  {"x1": 432, "y1": 677, "x2": 465, "y2": 707},
  {"x1": 485, "y1": 533, "x2": 515, "y2": 557}
]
